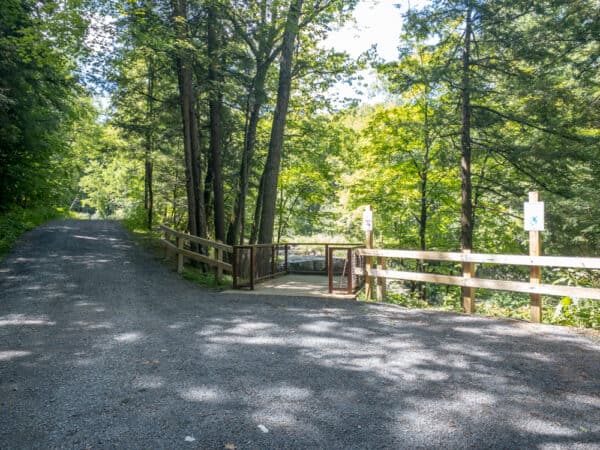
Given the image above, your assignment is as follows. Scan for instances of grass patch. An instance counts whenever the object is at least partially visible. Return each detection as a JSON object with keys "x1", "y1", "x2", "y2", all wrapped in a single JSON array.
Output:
[
  {"x1": 370, "y1": 286, "x2": 599, "y2": 330},
  {"x1": 120, "y1": 215, "x2": 232, "y2": 290},
  {"x1": 120, "y1": 220, "x2": 163, "y2": 253},
  {"x1": 0, "y1": 205, "x2": 76, "y2": 259},
  {"x1": 181, "y1": 266, "x2": 233, "y2": 290}
]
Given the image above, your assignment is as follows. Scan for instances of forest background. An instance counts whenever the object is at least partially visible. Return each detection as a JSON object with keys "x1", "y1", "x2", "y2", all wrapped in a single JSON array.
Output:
[{"x1": 1, "y1": 0, "x2": 598, "y2": 327}]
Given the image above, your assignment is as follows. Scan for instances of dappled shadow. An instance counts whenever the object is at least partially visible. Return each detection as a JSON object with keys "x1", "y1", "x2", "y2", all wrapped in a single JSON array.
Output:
[{"x1": 1, "y1": 219, "x2": 599, "y2": 448}]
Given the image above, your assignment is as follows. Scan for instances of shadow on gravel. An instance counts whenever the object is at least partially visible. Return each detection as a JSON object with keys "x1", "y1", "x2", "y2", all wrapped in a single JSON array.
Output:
[{"x1": 1, "y1": 220, "x2": 599, "y2": 448}]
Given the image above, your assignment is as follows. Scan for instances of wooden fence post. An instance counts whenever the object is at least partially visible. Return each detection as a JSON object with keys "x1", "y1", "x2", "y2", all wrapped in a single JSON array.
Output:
[
  {"x1": 215, "y1": 241, "x2": 223, "y2": 283},
  {"x1": 364, "y1": 206, "x2": 374, "y2": 300},
  {"x1": 347, "y1": 247, "x2": 353, "y2": 294},
  {"x1": 232, "y1": 246, "x2": 238, "y2": 289},
  {"x1": 376, "y1": 256, "x2": 386, "y2": 301},
  {"x1": 529, "y1": 191, "x2": 543, "y2": 322},
  {"x1": 176, "y1": 236, "x2": 184, "y2": 274},
  {"x1": 327, "y1": 246, "x2": 333, "y2": 293},
  {"x1": 462, "y1": 249, "x2": 475, "y2": 313},
  {"x1": 250, "y1": 246, "x2": 255, "y2": 290}
]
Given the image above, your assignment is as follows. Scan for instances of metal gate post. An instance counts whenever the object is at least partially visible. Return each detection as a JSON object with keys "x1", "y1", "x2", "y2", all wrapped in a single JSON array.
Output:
[
  {"x1": 347, "y1": 248, "x2": 353, "y2": 294},
  {"x1": 250, "y1": 246, "x2": 255, "y2": 290},
  {"x1": 327, "y1": 247, "x2": 333, "y2": 293},
  {"x1": 232, "y1": 246, "x2": 238, "y2": 289}
]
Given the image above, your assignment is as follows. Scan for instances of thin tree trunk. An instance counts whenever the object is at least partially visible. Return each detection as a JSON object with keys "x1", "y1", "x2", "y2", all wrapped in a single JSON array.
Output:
[
  {"x1": 171, "y1": 0, "x2": 206, "y2": 238},
  {"x1": 208, "y1": 2, "x2": 225, "y2": 242},
  {"x1": 250, "y1": 172, "x2": 265, "y2": 244},
  {"x1": 146, "y1": 160, "x2": 153, "y2": 229},
  {"x1": 460, "y1": 4, "x2": 473, "y2": 251},
  {"x1": 257, "y1": 0, "x2": 303, "y2": 244},
  {"x1": 227, "y1": 64, "x2": 269, "y2": 245},
  {"x1": 144, "y1": 60, "x2": 155, "y2": 230}
]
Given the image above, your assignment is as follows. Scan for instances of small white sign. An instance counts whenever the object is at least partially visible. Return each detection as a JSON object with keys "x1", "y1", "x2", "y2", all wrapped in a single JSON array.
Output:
[
  {"x1": 362, "y1": 208, "x2": 373, "y2": 232},
  {"x1": 524, "y1": 201, "x2": 544, "y2": 231}
]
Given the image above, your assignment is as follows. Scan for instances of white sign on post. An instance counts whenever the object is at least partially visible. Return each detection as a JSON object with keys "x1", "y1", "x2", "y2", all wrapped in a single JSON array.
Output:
[
  {"x1": 524, "y1": 201, "x2": 544, "y2": 231},
  {"x1": 362, "y1": 208, "x2": 373, "y2": 232}
]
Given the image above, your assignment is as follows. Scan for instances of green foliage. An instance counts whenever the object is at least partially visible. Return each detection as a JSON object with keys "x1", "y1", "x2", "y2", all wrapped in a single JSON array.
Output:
[
  {"x1": 0, "y1": 205, "x2": 75, "y2": 257},
  {"x1": 375, "y1": 285, "x2": 599, "y2": 330},
  {"x1": 181, "y1": 267, "x2": 232, "y2": 290},
  {"x1": 0, "y1": 0, "x2": 92, "y2": 211}
]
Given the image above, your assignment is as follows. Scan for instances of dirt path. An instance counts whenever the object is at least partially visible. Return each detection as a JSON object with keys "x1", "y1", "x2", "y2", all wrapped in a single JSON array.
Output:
[{"x1": 1, "y1": 219, "x2": 599, "y2": 449}]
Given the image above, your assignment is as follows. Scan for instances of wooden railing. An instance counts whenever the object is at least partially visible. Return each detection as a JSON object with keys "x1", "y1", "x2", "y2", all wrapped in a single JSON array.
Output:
[
  {"x1": 356, "y1": 248, "x2": 600, "y2": 321},
  {"x1": 160, "y1": 225, "x2": 233, "y2": 281},
  {"x1": 232, "y1": 242, "x2": 363, "y2": 290},
  {"x1": 327, "y1": 245, "x2": 366, "y2": 295}
]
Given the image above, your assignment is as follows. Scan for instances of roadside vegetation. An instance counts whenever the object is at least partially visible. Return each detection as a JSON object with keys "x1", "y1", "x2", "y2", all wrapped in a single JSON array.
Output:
[
  {"x1": 0, "y1": 207, "x2": 77, "y2": 259},
  {"x1": 1, "y1": 0, "x2": 598, "y2": 327}
]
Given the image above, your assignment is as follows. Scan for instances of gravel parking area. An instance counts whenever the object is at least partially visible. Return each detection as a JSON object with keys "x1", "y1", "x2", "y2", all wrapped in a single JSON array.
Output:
[{"x1": 1, "y1": 220, "x2": 599, "y2": 449}]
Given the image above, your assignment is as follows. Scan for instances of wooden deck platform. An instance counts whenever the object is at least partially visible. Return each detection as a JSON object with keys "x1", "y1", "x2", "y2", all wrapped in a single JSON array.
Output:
[{"x1": 222, "y1": 274, "x2": 357, "y2": 299}]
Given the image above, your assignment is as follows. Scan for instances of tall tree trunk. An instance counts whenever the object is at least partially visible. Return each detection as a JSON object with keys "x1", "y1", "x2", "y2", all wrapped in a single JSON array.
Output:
[
  {"x1": 145, "y1": 160, "x2": 153, "y2": 229},
  {"x1": 419, "y1": 101, "x2": 430, "y2": 253},
  {"x1": 171, "y1": 0, "x2": 206, "y2": 238},
  {"x1": 207, "y1": 2, "x2": 225, "y2": 242},
  {"x1": 460, "y1": 4, "x2": 473, "y2": 251},
  {"x1": 227, "y1": 64, "x2": 269, "y2": 245},
  {"x1": 144, "y1": 60, "x2": 155, "y2": 230},
  {"x1": 257, "y1": 0, "x2": 303, "y2": 244},
  {"x1": 250, "y1": 172, "x2": 265, "y2": 244}
]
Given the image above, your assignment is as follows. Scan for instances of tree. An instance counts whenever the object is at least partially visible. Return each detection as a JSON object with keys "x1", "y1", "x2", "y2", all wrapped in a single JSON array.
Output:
[{"x1": 256, "y1": 0, "x2": 304, "y2": 244}]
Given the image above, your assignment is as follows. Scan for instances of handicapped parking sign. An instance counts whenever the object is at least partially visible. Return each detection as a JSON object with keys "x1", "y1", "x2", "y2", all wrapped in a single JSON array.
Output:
[{"x1": 524, "y1": 201, "x2": 544, "y2": 231}]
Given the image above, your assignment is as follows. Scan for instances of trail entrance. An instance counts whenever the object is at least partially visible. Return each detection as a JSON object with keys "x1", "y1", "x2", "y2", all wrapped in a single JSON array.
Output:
[{"x1": 231, "y1": 243, "x2": 365, "y2": 298}]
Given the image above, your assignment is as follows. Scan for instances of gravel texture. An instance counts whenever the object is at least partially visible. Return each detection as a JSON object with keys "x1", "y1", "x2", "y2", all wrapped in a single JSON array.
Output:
[{"x1": 1, "y1": 219, "x2": 599, "y2": 449}]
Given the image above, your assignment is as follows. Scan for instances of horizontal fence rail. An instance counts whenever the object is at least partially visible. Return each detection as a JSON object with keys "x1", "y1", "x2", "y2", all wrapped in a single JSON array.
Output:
[
  {"x1": 159, "y1": 225, "x2": 233, "y2": 279},
  {"x1": 356, "y1": 249, "x2": 600, "y2": 309},
  {"x1": 327, "y1": 246, "x2": 366, "y2": 294},
  {"x1": 359, "y1": 249, "x2": 600, "y2": 270},
  {"x1": 232, "y1": 242, "x2": 363, "y2": 290}
]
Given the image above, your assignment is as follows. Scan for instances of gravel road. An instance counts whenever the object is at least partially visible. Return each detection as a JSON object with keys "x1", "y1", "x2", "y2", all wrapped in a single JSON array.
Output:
[{"x1": 1, "y1": 219, "x2": 599, "y2": 449}]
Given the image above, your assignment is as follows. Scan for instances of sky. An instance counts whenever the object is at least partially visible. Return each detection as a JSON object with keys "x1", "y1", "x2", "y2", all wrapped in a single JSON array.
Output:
[
  {"x1": 91, "y1": 1, "x2": 412, "y2": 110},
  {"x1": 324, "y1": 1, "x2": 405, "y2": 62},
  {"x1": 322, "y1": 0, "x2": 426, "y2": 104}
]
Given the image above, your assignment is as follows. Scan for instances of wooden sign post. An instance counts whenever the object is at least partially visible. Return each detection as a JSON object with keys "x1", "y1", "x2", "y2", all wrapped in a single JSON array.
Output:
[
  {"x1": 363, "y1": 206, "x2": 373, "y2": 300},
  {"x1": 526, "y1": 191, "x2": 543, "y2": 322},
  {"x1": 462, "y1": 249, "x2": 475, "y2": 314}
]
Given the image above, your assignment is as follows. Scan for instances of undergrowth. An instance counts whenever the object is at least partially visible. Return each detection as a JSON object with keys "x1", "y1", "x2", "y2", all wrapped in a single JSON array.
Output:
[
  {"x1": 0, "y1": 206, "x2": 77, "y2": 258},
  {"x1": 376, "y1": 286, "x2": 599, "y2": 330},
  {"x1": 181, "y1": 266, "x2": 232, "y2": 290},
  {"x1": 121, "y1": 211, "x2": 232, "y2": 290}
]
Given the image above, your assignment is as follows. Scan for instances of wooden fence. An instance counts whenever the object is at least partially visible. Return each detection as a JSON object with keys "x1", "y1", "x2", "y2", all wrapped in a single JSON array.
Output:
[
  {"x1": 233, "y1": 242, "x2": 363, "y2": 290},
  {"x1": 356, "y1": 248, "x2": 600, "y2": 321},
  {"x1": 160, "y1": 225, "x2": 233, "y2": 281}
]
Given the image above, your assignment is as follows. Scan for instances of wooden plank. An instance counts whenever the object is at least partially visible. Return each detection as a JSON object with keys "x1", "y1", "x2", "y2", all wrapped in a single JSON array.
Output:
[
  {"x1": 176, "y1": 236, "x2": 184, "y2": 274},
  {"x1": 365, "y1": 215, "x2": 373, "y2": 300},
  {"x1": 159, "y1": 226, "x2": 233, "y2": 252},
  {"x1": 354, "y1": 267, "x2": 600, "y2": 300},
  {"x1": 376, "y1": 256, "x2": 386, "y2": 301},
  {"x1": 462, "y1": 249, "x2": 475, "y2": 314},
  {"x1": 284, "y1": 242, "x2": 363, "y2": 246},
  {"x1": 327, "y1": 247, "x2": 333, "y2": 293},
  {"x1": 161, "y1": 240, "x2": 232, "y2": 272},
  {"x1": 529, "y1": 191, "x2": 543, "y2": 322},
  {"x1": 358, "y1": 248, "x2": 600, "y2": 269},
  {"x1": 216, "y1": 245, "x2": 223, "y2": 282}
]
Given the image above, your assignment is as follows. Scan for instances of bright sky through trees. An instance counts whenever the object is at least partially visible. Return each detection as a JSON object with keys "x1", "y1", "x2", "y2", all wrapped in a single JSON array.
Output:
[
  {"x1": 323, "y1": 1, "x2": 421, "y2": 103},
  {"x1": 324, "y1": 0, "x2": 405, "y2": 61}
]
